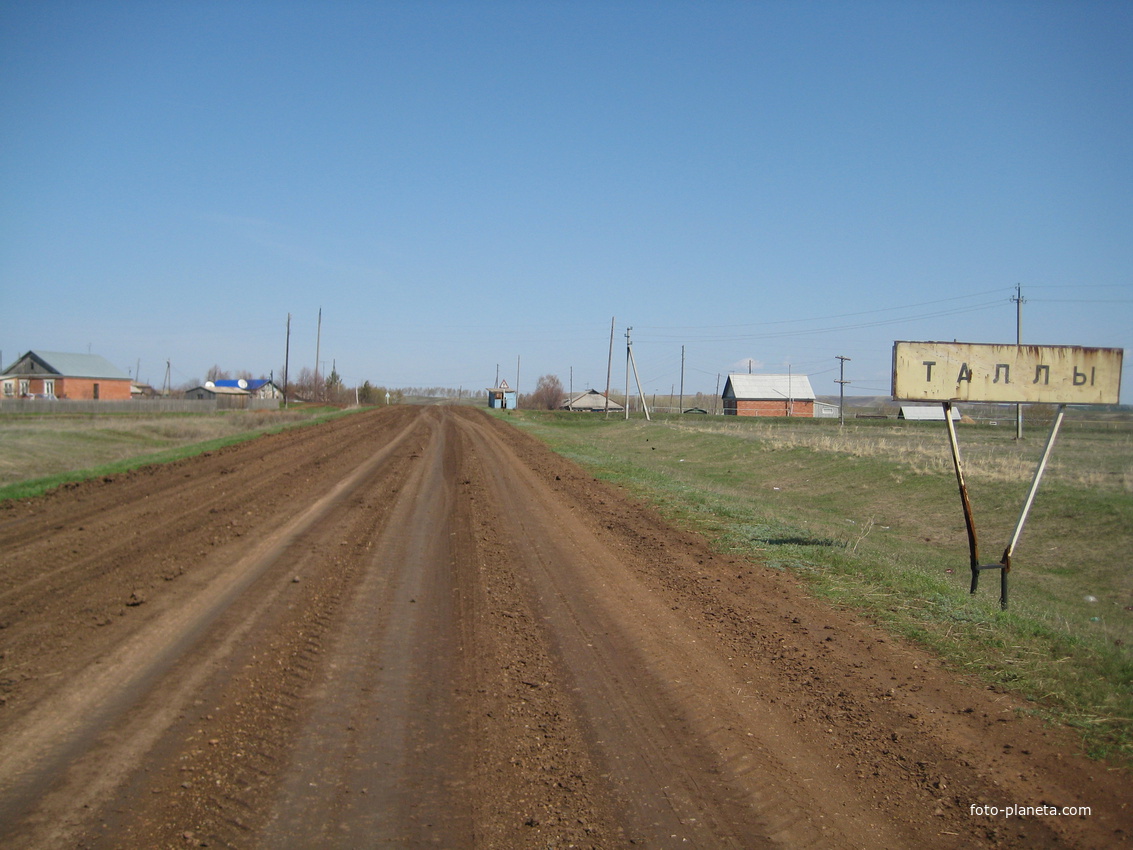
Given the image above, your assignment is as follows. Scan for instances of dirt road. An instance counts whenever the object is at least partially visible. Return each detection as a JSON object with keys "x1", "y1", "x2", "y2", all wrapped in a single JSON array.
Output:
[{"x1": 0, "y1": 406, "x2": 1128, "y2": 848}]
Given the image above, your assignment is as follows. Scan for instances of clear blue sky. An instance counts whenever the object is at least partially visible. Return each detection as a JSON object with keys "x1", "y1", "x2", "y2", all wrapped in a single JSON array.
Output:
[{"x1": 3, "y1": 1, "x2": 1130, "y2": 401}]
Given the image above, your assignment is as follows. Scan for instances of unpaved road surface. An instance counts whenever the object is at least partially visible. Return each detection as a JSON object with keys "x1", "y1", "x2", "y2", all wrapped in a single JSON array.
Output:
[{"x1": 1, "y1": 406, "x2": 1128, "y2": 848}]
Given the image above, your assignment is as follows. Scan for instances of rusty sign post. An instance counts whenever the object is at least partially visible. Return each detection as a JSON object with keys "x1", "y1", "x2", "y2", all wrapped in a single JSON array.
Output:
[{"x1": 892, "y1": 341, "x2": 1123, "y2": 609}]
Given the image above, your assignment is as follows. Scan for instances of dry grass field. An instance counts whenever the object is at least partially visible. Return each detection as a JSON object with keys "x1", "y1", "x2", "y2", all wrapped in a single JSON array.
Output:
[{"x1": 0, "y1": 408, "x2": 343, "y2": 498}]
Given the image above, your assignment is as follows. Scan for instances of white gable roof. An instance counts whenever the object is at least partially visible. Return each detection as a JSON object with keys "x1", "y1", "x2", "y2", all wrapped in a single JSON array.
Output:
[
  {"x1": 899, "y1": 405, "x2": 960, "y2": 421},
  {"x1": 724, "y1": 373, "x2": 815, "y2": 401},
  {"x1": 565, "y1": 389, "x2": 624, "y2": 410}
]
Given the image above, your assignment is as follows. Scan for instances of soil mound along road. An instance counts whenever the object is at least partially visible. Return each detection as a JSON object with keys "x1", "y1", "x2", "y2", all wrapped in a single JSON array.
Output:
[{"x1": 0, "y1": 406, "x2": 1128, "y2": 848}]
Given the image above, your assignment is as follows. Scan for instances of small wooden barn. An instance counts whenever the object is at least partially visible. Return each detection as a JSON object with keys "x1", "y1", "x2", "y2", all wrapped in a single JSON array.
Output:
[
  {"x1": 722, "y1": 373, "x2": 816, "y2": 417},
  {"x1": 185, "y1": 383, "x2": 252, "y2": 409}
]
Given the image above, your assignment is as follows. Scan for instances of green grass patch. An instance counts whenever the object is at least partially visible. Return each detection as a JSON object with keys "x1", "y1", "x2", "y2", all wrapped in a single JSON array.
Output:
[{"x1": 498, "y1": 409, "x2": 1133, "y2": 764}]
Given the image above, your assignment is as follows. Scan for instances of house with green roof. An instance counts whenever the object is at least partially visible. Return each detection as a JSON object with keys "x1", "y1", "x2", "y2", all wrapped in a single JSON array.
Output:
[{"x1": 1, "y1": 351, "x2": 132, "y2": 401}]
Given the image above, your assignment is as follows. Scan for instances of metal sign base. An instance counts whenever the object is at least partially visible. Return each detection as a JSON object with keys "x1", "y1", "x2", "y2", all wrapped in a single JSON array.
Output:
[{"x1": 943, "y1": 401, "x2": 1066, "y2": 610}]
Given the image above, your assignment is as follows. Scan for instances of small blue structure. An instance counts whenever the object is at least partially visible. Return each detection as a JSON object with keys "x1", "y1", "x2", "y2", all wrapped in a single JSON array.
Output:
[{"x1": 486, "y1": 379, "x2": 517, "y2": 409}]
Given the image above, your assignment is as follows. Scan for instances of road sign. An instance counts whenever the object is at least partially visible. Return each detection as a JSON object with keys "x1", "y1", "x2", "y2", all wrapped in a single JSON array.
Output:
[{"x1": 892, "y1": 341, "x2": 1122, "y2": 405}]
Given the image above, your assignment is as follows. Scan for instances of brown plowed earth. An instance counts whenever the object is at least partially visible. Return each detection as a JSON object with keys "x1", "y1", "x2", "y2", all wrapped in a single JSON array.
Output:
[{"x1": 0, "y1": 406, "x2": 1128, "y2": 848}]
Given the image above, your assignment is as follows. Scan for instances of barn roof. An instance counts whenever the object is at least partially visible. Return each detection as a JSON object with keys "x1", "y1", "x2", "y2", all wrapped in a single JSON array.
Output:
[
  {"x1": 564, "y1": 389, "x2": 624, "y2": 411},
  {"x1": 723, "y1": 373, "x2": 816, "y2": 401},
  {"x1": 3, "y1": 350, "x2": 130, "y2": 380},
  {"x1": 899, "y1": 404, "x2": 960, "y2": 421},
  {"x1": 190, "y1": 385, "x2": 249, "y2": 396}
]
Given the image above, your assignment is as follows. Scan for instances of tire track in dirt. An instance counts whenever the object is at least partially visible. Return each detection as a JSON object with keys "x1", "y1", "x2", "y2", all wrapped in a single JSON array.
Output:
[
  {"x1": 257, "y1": 407, "x2": 624, "y2": 847},
  {"x1": 460, "y1": 413, "x2": 894, "y2": 848},
  {"x1": 453, "y1": 414, "x2": 624, "y2": 848},
  {"x1": 257, "y1": 407, "x2": 475, "y2": 847},
  {"x1": 0, "y1": 409, "x2": 425, "y2": 848}
]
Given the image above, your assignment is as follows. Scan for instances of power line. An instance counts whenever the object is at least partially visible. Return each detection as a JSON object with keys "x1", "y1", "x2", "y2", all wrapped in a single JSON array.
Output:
[
  {"x1": 636, "y1": 287, "x2": 1011, "y2": 332},
  {"x1": 1029, "y1": 298, "x2": 1133, "y2": 304},
  {"x1": 639, "y1": 299, "x2": 1006, "y2": 343}
]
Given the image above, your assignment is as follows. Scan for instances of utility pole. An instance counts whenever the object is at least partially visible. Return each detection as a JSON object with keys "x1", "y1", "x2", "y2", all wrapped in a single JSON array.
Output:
[
  {"x1": 314, "y1": 307, "x2": 323, "y2": 402},
  {"x1": 679, "y1": 345, "x2": 685, "y2": 415},
  {"x1": 625, "y1": 328, "x2": 631, "y2": 421},
  {"x1": 284, "y1": 313, "x2": 291, "y2": 409},
  {"x1": 604, "y1": 316, "x2": 615, "y2": 418},
  {"x1": 625, "y1": 327, "x2": 650, "y2": 421},
  {"x1": 1013, "y1": 284, "x2": 1025, "y2": 439},
  {"x1": 715, "y1": 373, "x2": 721, "y2": 415},
  {"x1": 516, "y1": 355, "x2": 520, "y2": 410},
  {"x1": 836, "y1": 355, "x2": 851, "y2": 426}
]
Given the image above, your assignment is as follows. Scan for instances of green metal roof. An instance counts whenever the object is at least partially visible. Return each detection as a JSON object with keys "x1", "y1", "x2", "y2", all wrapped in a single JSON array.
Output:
[{"x1": 5, "y1": 351, "x2": 131, "y2": 380}]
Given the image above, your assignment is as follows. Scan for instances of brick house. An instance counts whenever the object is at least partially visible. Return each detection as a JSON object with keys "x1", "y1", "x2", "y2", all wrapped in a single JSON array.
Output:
[
  {"x1": 1, "y1": 351, "x2": 132, "y2": 401},
  {"x1": 722, "y1": 373, "x2": 816, "y2": 417}
]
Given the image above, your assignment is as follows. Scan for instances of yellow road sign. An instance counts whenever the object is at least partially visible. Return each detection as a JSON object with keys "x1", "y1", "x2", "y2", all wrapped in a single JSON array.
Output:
[{"x1": 892, "y1": 341, "x2": 1123, "y2": 405}]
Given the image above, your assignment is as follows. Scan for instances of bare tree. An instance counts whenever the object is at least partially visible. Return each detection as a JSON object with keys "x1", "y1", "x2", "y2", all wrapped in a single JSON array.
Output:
[
  {"x1": 529, "y1": 374, "x2": 564, "y2": 410},
  {"x1": 324, "y1": 368, "x2": 349, "y2": 405},
  {"x1": 291, "y1": 366, "x2": 317, "y2": 401}
]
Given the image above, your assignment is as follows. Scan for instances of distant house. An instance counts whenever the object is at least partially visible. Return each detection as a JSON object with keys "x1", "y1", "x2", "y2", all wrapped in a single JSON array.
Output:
[
  {"x1": 1, "y1": 350, "x2": 132, "y2": 401},
  {"x1": 722, "y1": 373, "x2": 816, "y2": 417},
  {"x1": 213, "y1": 378, "x2": 282, "y2": 399},
  {"x1": 184, "y1": 383, "x2": 252, "y2": 409},
  {"x1": 486, "y1": 379, "x2": 517, "y2": 409},
  {"x1": 563, "y1": 389, "x2": 624, "y2": 412},
  {"x1": 814, "y1": 401, "x2": 840, "y2": 418},
  {"x1": 898, "y1": 404, "x2": 961, "y2": 422}
]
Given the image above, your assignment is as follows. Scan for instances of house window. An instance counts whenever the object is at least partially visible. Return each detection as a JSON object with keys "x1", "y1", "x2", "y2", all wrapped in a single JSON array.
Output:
[
  {"x1": 2, "y1": 380, "x2": 12, "y2": 397},
  {"x1": 19, "y1": 380, "x2": 29, "y2": 396},
  {"x1": 44, "y1": 379, "x2": 55, "y2": 396},
  {"x1": 93, "y1": 382, "x2": 100, "y2": 400}
]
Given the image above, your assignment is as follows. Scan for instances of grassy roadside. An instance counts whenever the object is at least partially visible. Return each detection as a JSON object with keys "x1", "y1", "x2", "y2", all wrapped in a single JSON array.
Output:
[
  {"x1": 498, "y1": 409, "x2": 1133, "y2": 764},
  {"x1": 0, "y1": 406, "x2": 359, "y2": 502}
]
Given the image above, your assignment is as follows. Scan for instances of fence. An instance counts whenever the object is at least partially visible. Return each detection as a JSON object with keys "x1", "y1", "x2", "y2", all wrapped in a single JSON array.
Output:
[{"x1": 0, "y1": 398, "x2": 281, "y2": 414}]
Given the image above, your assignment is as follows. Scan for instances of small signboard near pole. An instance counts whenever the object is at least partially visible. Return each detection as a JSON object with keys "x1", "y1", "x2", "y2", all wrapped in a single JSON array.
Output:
[{"x1": 892, "y1": 341, "x2": 1123, "y2": 609}]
